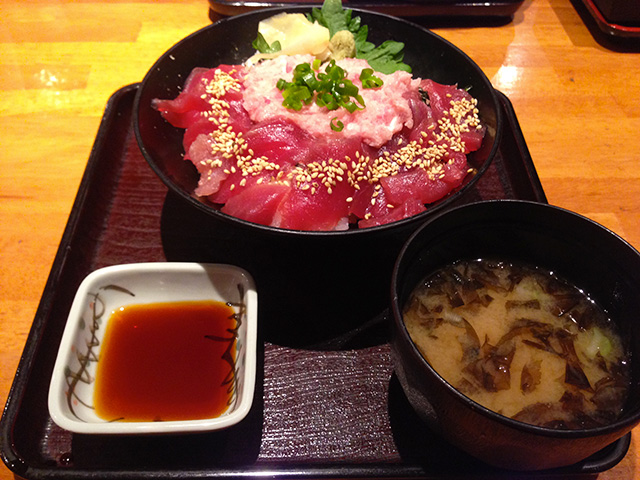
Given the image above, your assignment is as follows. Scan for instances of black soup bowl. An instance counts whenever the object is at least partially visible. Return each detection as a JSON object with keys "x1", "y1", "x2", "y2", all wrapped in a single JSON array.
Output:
[
  {"x1": 134, "y1": 8, "x2": 502, "y2": 346},
  {"x1": 390, "y1": 199, "x2": 640, "y2": 470}
]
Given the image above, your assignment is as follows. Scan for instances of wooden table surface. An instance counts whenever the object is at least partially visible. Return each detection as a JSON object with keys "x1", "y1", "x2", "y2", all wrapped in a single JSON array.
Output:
[{"x1": 1, "y1": 0, "x2": 639, "y2": 478}]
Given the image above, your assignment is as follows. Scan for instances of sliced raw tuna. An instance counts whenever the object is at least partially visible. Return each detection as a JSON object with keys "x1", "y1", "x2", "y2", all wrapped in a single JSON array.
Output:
[
  {"x1": 209, "y1": 119, "x2": 314, "y2": 204},
  {"x1": 154, "y1": 65, "x2": 247, "y2": 128},
  {"x1": 441, "y1": 152, "x2": 469, "y2": 186},
  {"x1": 153, "y1": 58, "x2": 486, "y2": 230},
  {"x1": 271, "y1": 139, "x2": 359, "y2": 231},
  {"x1": 186, "y1": 134, "x2": 235, "y2": 197},
  {"x1": 359, "y1": 197, "x2": 426, "y2": 229},
  {"x1": 221, "y1": 182, "x2": 290, "y2": 225},
  {"x1": 380, "y1": 168, "x2": 455, "y2": 206},
  {"x1": 183, "y1": 117, "x2": 216, "y2": 153},
  {"x1": 352, "y1": 184, "x2": 393, "y2": 222},
  {"x1": 272, "y1": 184, "x2": 351, "y2": 231},
  {"x1": 420, "y1": 79, "x2": 485, "y2": 154},
  {"x1": 153, "y1": 68, "x2": 211, "y2": 128}
]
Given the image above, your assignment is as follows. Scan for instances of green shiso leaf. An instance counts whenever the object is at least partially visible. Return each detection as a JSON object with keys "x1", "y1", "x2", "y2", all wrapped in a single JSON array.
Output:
[
  {"x1": 252, "y1": 32, "x2": 282, "y2": 54},
  {"x1": 307, "y1": 0, "x2": 411, "y2": 74}
]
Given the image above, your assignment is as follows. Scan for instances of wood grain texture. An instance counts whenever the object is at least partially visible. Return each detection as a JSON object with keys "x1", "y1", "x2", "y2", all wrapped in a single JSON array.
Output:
[{"x1": 1, "y1": 0, "x2": 639, "y2": 478}]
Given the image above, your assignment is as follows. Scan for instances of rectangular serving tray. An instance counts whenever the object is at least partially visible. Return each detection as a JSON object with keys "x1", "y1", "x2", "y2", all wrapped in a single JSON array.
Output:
[
  {"x1": 578, "y1": 0, "x2": 640, "y2": 39},
  {"x1": 208, "y1": 0, "x2": 526, "y2": 18},
  {"x1": 0, "y1": 84, "x2": 631, "y2": 479}
]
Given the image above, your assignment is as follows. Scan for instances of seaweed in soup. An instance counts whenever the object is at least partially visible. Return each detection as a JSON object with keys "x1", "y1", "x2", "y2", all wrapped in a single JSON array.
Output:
[{"x1": 403, "y1": 259, "x2": 631, "y2": 430}]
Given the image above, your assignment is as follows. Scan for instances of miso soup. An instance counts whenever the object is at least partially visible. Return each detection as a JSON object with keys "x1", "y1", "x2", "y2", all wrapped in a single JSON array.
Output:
[{"x1": 403, "y1": 259, "x2": 631, "y2": 429}]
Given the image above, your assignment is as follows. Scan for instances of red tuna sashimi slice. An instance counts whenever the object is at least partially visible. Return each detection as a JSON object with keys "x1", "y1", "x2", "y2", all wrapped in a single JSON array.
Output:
[
  {"x1": 185, "y1": 100, "x2": 252, "y2": 153},
  {"x1": 186, "y1": 134, "x2": 235, "y2": 197},
  {"x1": 380, "y1": 168, "x2": 455, "y2": 206},
  {"x1": 420, "y1": 79, "x2": 467, "y2": 118},
  {"x1": 405, "y1": 93, "x2": 437, "y2": 141},
  {"x1": 272, "y1": 184, "x2": 351, "y2": 231},
  {"x1": 154, "y1": 65, "x2": 247, "y2": 129},
  {"x1": 348, "y1": 181, "x2": 425, "y2": 227},
  {"x1": 271, "y1": 139, "x2": 359, "y2": 231},
  {"x1": 348, "y1": 183, "x2": 383, "y2": 220},
  {"x1": 221, "y1": 182, "x2": 290, "y2": 226},
  {"x1": 420, "y1": 79, "x2": 485, "y2": 153},
  {"x1": 441, "y1": 152, "x2": 469, "y2": 186},
  {"x1": 274, "y1": 177, "x2": 355, "y2": 231},
  {"x1": 460, "y1": 126, "x2": 485, "y2": 152},
  {"x1": 209, "y1": 119, "x2": 314, "y2": 204},
  {"x1": 153, "y1": 68, "x2": 211, "y2": 128},
  {"x1": 407, "y1": 97, "x2": 437, "y2": 144},
  {"x1": 185, "y1": 107, "x2": 253, "y2": 198},
  {"x1": 205, "y1": 64, "x2": 247, "y2": 102},
  {"x1": 359, "y1": 197, "x2": 426, "y2": 228},
  {"x1": 183, "y1": 118, "x2": 217, "y2": 153},
  {"x1": 380, "y1": 169, "x2": 425, "y2": 205},
  {"x1": 225, "y1": 100, "x2": 253, "y2": 133},
  {"x1": 242, "y1": 119, "x2": 314, "y2": 165}
]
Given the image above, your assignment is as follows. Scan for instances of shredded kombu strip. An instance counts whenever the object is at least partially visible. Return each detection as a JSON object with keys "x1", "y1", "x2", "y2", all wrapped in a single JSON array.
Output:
[{"x1": 405, "y1": 259, "x2": 631, "y2": 429}]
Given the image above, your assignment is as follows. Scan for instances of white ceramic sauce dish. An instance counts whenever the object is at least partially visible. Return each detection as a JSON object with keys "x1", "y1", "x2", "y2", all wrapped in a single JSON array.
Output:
[{"x1": 47, "y1": 262, "x2": 257, "y2": 435}]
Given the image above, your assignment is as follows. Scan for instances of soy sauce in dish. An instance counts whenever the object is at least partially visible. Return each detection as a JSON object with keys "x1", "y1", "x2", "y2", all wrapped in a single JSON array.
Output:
[
  {"x1": 94, "y1": 300, "x2": 237, "y2": 422},
  {"x1": 403, "y1": 259, "x2": 631, "y2": 430}
]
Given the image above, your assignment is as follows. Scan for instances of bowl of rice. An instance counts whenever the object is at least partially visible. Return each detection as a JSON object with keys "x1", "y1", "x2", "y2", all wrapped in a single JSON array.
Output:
[{"x1": 134, "y1": 4, "x2": 502, "y2": 344}]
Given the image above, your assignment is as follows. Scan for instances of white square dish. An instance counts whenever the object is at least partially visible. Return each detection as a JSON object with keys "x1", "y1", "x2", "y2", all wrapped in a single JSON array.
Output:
[{"x1": 47, "y1": 262, "x2": 257, "y2": 435}]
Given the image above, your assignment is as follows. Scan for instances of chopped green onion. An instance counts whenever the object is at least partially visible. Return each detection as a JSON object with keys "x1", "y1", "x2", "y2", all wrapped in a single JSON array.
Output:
[
  {"x1": 276, "y1": 60, "x2": 380, "y2": 131},
  {"x1": 281, "y1": 85, "x2": 313, "y2": 111},
  {"x1": 330, "y1": 117, "x2": 344, "y2": 131},
  {"x1": 360, "y1": 68, "x2": 383, "y2": 89}
]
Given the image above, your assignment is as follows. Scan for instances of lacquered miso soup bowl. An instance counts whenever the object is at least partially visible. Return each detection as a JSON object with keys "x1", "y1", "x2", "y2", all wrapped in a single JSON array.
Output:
[{"x1": 390, "y1": 199, "x2": 640, "y2": 470}]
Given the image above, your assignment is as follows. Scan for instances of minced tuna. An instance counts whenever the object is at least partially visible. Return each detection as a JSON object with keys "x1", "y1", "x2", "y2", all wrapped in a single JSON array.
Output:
[
  {"x1": 242, "y1": 55, "x2": 419, "y2": 148},
  {"x1": 153, "y1": 56, "x2": 485, "y2": 231}
]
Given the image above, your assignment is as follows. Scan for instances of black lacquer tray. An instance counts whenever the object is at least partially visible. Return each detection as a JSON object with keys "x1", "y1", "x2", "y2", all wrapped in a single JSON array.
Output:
[
  {"x1": 208, "y1": 0, "x2": 525, "y2": 18},
  {"x1": 570, "y1": 0, "x2": 640, "y2": 50},
  {"x1": 579, "y1": 0, "x2": 640, "y2": 39},
  {"x1": 0, "y1": 84, "x2": 631, "y2": 479}
]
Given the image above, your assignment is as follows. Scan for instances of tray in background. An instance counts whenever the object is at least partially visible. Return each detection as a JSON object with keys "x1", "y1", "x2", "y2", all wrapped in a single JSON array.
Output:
[
  {"x1": 208, "y1": 0, "x2": 526, "y2": 18},
  {"x1": 581, "y1": 0, "x2": 640, "y2": 38},
  {"x1": 570, "y1": 0, "x2": 640, "y2": 50},
  {"x1": 1, "y1": 84, "x2": 631, "y2": 479}
]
